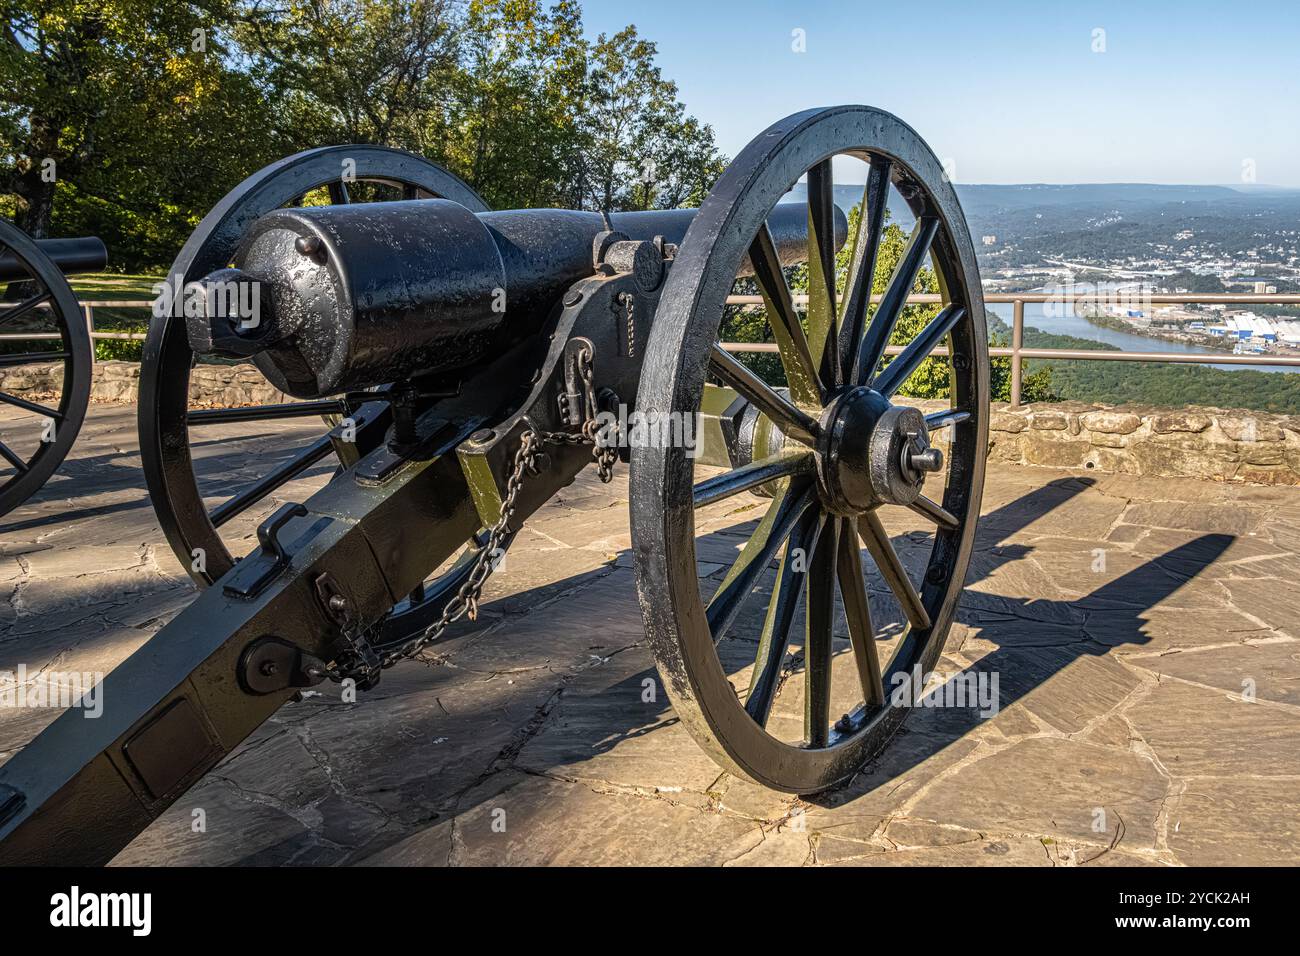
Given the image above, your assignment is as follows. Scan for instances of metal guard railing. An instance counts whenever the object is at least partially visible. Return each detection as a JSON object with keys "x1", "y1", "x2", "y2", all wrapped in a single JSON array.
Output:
[
  {"x1": 723, "y1": 293, "x2": 1300, "y2": 407},
  {"x1": 3, "y1": 294, "x2": 1299, "y2": 410}
]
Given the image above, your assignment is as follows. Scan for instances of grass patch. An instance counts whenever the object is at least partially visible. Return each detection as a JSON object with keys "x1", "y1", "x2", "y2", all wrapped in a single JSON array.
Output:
[
  {"x1": 67, "y1": 272, "x2": 164, "y2": 300},
  {"x1": 70, "y1": 273, "x2": 159, "y2": 360}
]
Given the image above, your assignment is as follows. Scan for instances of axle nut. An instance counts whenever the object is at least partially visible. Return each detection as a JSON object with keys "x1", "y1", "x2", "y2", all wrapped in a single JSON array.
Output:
[{"x1": 909, "y1": 447, "x2": 944, "y2": 473}]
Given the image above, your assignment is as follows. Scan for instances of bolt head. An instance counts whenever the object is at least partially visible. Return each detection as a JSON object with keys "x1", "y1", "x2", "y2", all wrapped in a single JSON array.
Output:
[{"x1": 295, "y1": 235, "x2": 325, "y2": 258}]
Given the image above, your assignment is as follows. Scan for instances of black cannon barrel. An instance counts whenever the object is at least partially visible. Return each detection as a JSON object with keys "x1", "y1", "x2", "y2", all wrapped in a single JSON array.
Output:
[
  {"x1": 0, "y1": 237, "x2": 107, "y2": 283},
  {"x1": 188, "y1": 201, "x2": 845, "y2": 397}
]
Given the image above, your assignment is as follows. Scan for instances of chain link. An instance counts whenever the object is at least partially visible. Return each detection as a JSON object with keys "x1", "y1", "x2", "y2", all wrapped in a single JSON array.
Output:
[
  {"x1": 618, "y1": 291, "x2": 636, "y2": 358},
  {"x1": 324, "y1": 346, "x2": 618, "y2": 685}
]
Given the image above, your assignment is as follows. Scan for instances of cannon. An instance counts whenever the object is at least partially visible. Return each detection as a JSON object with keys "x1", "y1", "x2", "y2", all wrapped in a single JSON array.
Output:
[
  {"x1": 0, "y1": 221, "x2": 106, "y2": 518},
  {"x1": 0, "y1": 105, "x2": 987, "y2": 864}
]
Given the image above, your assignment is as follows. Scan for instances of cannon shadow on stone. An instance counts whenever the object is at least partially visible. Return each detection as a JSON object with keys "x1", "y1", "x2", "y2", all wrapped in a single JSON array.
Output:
[
  {"x1": 339, "y1": 477, "x2": 1232, "y2": 864},
  {"x1": 0, "y1": 427, "x2": 324, "y2": 535},
  {"x1": 511, "y1": 477, "x2": 1235, "y2": 802}
]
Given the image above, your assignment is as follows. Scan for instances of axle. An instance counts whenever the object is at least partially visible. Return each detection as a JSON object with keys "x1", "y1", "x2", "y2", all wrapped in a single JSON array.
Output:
[{"x1": 187, "y1": 201, "x2": 845, "y2": 397}]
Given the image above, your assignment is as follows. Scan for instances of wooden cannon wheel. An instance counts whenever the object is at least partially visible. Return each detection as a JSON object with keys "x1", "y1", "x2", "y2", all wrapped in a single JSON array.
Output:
[
  {"x1": 0, "y1": 219, "x2": 93, "y2": 519},
  {"x1": 138, "y1": 147, "x2": 495, "y2": 639},
  {"x1": 631, "y1": 105, "x2": 989, "y2": 793}
]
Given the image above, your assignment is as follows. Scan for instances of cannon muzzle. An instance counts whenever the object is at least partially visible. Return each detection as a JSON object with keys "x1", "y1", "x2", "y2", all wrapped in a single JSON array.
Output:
[
  {"x1": 0, "y1": 236, "x2": 107, "y2": 282},
  {"x1": 186, "y1": 201, "x2": 846, "y2": 397}
]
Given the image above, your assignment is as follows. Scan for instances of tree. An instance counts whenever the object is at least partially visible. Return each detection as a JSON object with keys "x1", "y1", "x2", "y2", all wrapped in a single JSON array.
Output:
[
  {"x1": 234, "y1": 0, "x2": 463, "y2": 149},
  {"x1": 0, "y1": 1, "x2": 248, "y2": 239},
  {"x1": 2, "y1": 0, "x2": 725, "y2": 268},
  {"x1": 721, "y1": 200, "x2": 1056, "y2": 403},
  {"x1": 634, "y1": 113, "x2": 725, "y2": 211},
  {"x1": 580, "y1": 27, "x2": 723, "y2": 213},
  {"x1": 435, "y1": 0, "x2": 588, "y2": 209}
]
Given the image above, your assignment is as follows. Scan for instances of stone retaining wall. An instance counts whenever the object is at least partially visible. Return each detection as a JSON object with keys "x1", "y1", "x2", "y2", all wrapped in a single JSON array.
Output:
[
  {"x1": 985, "y1": 400, "x2": 1300, "y2": 485},
  {"x1": 3, "y1": 360, "x2": 1298, "y2": 484},
  {"x1": 0, "y1": 360, "x2": 292, "y2": 407}
]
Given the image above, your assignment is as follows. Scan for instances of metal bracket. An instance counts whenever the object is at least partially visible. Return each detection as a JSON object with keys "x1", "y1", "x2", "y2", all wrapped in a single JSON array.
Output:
[
  {"x1": 223, "y1": 502, "x2": 309, "y2": 599},
  {"x1": 562, "y1": 336, "x2": 596, "y2": 427},
  {"x1": 458, "y1": 270, "x2": 657, "y2": 532},
  {"x1": 237, "y1": 637, "x2": 329, "y2": 695},
  {"x1": 314, "y1": 571, "x2": 382, "y2": 689}
]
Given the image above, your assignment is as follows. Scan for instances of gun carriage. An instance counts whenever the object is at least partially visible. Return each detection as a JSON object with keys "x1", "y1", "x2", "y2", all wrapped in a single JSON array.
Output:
[
  {"x1": 0, "y1": 220, "x2": 106, "y2": 517},
  {"x1": 0, "y1": 105, "x2": 987, "y2": 863}
]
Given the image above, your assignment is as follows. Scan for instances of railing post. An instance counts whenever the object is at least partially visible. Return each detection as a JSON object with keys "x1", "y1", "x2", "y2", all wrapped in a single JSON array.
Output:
[
  {"x1": 83, "y1": 304, "x2": 96, "y2": 365},
  {"x1": 1009, "y1": 299, "x2": 1023, "y2": 408}
]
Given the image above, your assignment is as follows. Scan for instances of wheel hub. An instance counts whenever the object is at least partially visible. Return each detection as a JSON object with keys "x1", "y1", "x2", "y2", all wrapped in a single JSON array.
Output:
[{"x1": 814, "y1": 387, "x2": 942, "y2": 514}]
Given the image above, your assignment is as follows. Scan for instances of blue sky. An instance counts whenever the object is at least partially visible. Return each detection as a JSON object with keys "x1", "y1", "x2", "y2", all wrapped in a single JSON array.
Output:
[{"x1": 582, "y1": 0, "x2": 1300, "y2": 186}]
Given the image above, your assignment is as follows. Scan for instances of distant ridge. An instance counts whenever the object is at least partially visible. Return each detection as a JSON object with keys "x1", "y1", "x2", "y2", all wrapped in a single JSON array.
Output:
[{"x1": 782, "y1": 181, "x2": 1298, "y2": 214}]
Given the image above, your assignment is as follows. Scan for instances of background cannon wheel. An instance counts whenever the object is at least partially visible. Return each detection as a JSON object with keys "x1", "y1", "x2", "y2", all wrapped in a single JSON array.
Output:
[
  {"x1": 0, "y1": 219, "x2": 93, "y2": 519},
  {"x1": 631, "y1": 106, "x2": 989, "y2": 793},
  {"x1": 139, "y1": 146, "x2": 492, "y2": 634}
]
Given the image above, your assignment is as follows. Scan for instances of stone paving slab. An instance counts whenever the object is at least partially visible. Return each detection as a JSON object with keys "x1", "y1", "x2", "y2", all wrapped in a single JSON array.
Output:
[{"x1": 1, "y1": 404, "x2": 1298, "y2": 866}]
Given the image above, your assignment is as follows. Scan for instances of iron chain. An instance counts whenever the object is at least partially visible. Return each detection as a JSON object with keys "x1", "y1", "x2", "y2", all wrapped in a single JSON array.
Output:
[
  {"x1": 617, "y1": 291, "x2": 636, "y2": 358},
  {"x1": 324, "y1": 346, "x2": 618, "y2": 685}
]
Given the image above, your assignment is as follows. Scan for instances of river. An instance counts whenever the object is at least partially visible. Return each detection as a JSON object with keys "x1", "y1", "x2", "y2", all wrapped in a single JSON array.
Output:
[{"x1": 986, "y1": 296, "x2": 1298, "y2": 375}]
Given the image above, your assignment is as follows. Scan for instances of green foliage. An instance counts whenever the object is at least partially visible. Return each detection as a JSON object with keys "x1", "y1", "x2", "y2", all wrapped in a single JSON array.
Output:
[
  {"x1": 1039, "y1": 359, "x2": 1300, "y2": 414},
  {"x1": 720, "y1": 201, "x2": 1056, "y2": 403},
  {"x1": 984, "y1": 313, "x2": 1300, "y2": 414},
  {"x1": 581, "y1": 26, "x2": 724, "y2": 212},
  {"x1": 2, "y1": 1, "x2": 278, "y2": 267},
  {"x1": 985, "y1": 312, "x2": 1059, "y2": 403},
  {"x1": 1161, "y1": 270, "x2": 1226, "y2": 294},
  {"x1": 1, "y1": 0, "x2": 726, "y2": 271}
]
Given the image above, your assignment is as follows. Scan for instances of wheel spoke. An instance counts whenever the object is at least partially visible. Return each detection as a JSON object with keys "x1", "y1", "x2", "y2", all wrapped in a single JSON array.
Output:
[
  {"x1": 804, "y1": 514, "x2": 838, "y2": 748},
  {"x1": 693, "y1": 451, "x2": 813, "y2": 508},
  {"x1": 748, "y1": 223, "x2": 821, "y2": 405},
  {"x1": 857, "y1": 510, "x2": 931, "y2": 630},
  {"x1": 872, "y1": 304, "x2": 966, "y2": 396},
  {"x1": 0, "y1": 439, "x2": 30, "y2": 473},
  {"x1": 924, "y1": 408, "x2": 970, "y2": 431},
  {"x1": 707, "y1": 483, "x2": 814, "y2": 645},
  {"x1": 908, "y1": 494, "x2": 959, "y2": 530},
  {"x1": 854, "y1": 216, "x2": 939, "y2": 385},
  {"x1": 328, "y1": 181, "x2": 352, "y2": 205},
  {"x1": 837, "y1": 517, "x2": 885, "y2": 707},
  {"x1": 209, "y1": 434, "x2": 336, "y2": 528},
  {"x1": 0, "y1": 291, "x2": 52, "y2": 330},
  {"x1": 187, "y1": 400, "x2": 347, "y2": 425},
  {"x1": 745, "y1": 506, "x2": 821, "y2": 727},
  {"x1": 0, "y1": 391, "x2": 61, "y2": 420},
  {"x1": 805, "y1": 159, "x2": 840, "y2": 388},
  {"x1": 839, "y1": 158, "x2": 891, "y2": 383},
  {"x1": 708, "y1": 344, "x2": 819, "y2": 447},
  {"x1": 0, "y1": 350, "x2": 68, "y2": 368}
]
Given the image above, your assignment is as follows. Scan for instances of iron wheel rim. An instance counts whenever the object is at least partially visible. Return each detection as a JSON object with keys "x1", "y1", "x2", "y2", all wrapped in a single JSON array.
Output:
[
  {"x1": 138, "y1": 146, "x2": 491, "y2": 630},
  {"x1": 0, "y1": 219, "x2": 93, "y2": 519},
  {"x1": 631, "y1": 105, "x2": 989, "y2": 793}
]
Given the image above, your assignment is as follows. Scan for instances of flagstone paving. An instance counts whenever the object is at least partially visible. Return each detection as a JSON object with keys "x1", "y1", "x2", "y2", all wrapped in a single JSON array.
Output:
[{"x1": 1, "y1": 404, "x2": 1297, "y2": 866}]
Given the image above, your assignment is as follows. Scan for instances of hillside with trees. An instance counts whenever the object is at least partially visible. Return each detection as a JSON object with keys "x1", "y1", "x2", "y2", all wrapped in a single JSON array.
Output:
[{"x1": 1, "y1": 0, "x2": 726, "y2": 271}]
